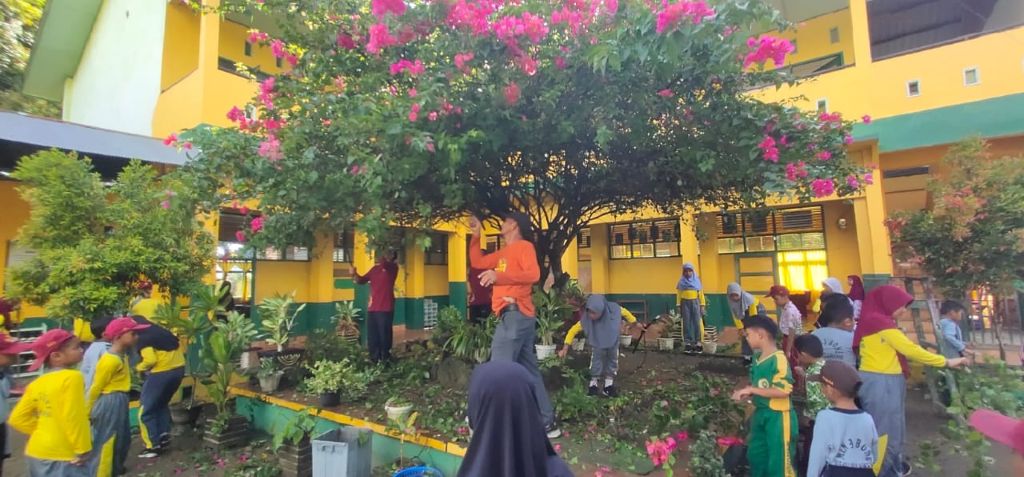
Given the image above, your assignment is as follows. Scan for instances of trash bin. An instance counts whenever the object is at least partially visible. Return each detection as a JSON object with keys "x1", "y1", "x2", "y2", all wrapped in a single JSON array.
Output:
[{"x1": 312, "y1": 427, "x2": 373, "y2": 477}]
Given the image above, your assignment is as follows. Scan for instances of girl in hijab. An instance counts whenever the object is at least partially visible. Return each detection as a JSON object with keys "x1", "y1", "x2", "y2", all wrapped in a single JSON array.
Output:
[
  {"x1": 458, "y1": 361, "x2": 574, "y2": 477},
  {"x1": 853, "y1": 285, "x2": 967, "y2": 477},
  {"x1": 676, "y1": 263, "x2": 706, "y2": 353},
  {"x1": 559, "y1": 295, "x2": 637, "y2": 397},
  {"x1": 727, "y1": 283, "x2": 767, "y2": 365},
  {"x1": 814, "y1": 277, "x2": 852, "y2": 328},
  {"x1": 847, "y1": 275, "x2": 866, "y2": 321}
]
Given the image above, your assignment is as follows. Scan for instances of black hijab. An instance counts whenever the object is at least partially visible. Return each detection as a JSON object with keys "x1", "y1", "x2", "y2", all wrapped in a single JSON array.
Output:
[
  {"x1": 457, "y1": 362, "x2": 573, "y2": 477},
  {"x1": 131, "y1": 315, "x2": 180, "y2": 351}
]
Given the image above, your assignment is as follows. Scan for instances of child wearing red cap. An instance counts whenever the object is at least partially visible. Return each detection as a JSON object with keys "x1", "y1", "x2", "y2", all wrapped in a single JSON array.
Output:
[
  {"x1": 0, "y1": 335, "x2": 33, "y2": 476},
  {"x1": 87, "y1": 317, "x2": 149, "y2": 476},
  {"x1": 8, "y1": 329, "x2": 91, "y2": 477}
]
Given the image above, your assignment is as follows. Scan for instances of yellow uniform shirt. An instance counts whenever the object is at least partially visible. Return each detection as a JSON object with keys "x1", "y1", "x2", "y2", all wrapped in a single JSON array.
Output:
[
  {"x1": 73, "y1": 318, "x2": 95, "y2": 343},
  {"x1": 130, "y1": 298, "x2": 161, "y2": 320},
  {"x1": 858, "y1": 328, "x2": 946, "y2": 375},
  {"x1": 733, "y1": 303, "x2": 762, "y2": 330},
  {"x1": 564, "y1": 308, "x2": 638, "y2": 345},
  {"x1": 9, "y1": 369, "x2": 92, "y2": 461},
  {"x1": 137, "y1": 347, "x2": 185, "y2": 374},
  {"x1": 86, "y1": 352, "x2": 131, "y2": 411},
  {"x1": 677, "y1": 289, "x2": 706, "y2": 306}
]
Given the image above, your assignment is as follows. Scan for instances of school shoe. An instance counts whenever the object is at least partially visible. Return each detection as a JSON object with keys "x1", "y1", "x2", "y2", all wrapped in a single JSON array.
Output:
[
  {"x1": 694, "y1": 342, "x2": 703, "y2": 353},
  {"x1": 742, "y1": 356, "x2": 753, "y2": 366},
  {"x1": 588, "y1": 385, "x2": 604, "y2": 397},
  {"x1": 603, "y1": 385, "x2": 618, "y2": 397},
  {"x1": 545, "y1": 423, "x2": 562, "y2": 439},
  {"x1": 138, "y1": 448, "x2": 160, "y2": 459},
  {"x1": 159, "y1": 433, "x2": 172, "y2": 448},
  {"x1": 899, "y1": 461, "x2": 913, "y2": 476}
]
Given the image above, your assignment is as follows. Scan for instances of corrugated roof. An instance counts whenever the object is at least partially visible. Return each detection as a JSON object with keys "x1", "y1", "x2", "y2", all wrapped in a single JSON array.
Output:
[{"x1": 0, "y1": 111, "x2": 188, "y2": 165}]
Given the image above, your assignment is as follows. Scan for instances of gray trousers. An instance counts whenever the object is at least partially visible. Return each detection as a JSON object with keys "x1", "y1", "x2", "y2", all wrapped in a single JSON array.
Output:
[
  {"x1": 27, "y1": 458, "x2": 88, "y2": 477},
  {"x1": 589, "y1": 346, "x2": 619, "y2": 380},
  {"x1": 88, "y1": 392, "x2": 130, "y2": 477},
  {"x1": 859, "y1": 371, "x2": 906, "y2": 477},
  {"x1": 680, "y1": 299, "x2": 702, "y2": 344},
  {"x1": 490, "y1": 310, "x2": 555, "y2": 427}
]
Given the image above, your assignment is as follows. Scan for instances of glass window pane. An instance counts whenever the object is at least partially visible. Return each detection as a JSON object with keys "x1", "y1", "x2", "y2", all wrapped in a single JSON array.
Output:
[
  {"x1": 289, "y1": 247, "x2": 310, "y2": 261},
  {"x1": 634, "y1": 244, "x2": 654, "y2": 258},
  {"x1": 655, "y1": 242, "x2": 678, "y2": 257},
  {"x1": 717, "y1": 237, "x2": 745, "y2": 254},
  {"x1": 611, "y1": 245, "x2": 631, "y2": 259}
]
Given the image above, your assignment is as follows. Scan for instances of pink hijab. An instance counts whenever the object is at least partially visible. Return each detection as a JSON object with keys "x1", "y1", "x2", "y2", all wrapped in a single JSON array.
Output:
[
  {"x1": 848, "y1": 275, "x2": 866, "y2": 301},
  {"x1": 853, "y1": 285, "x2": 915, "y2": 377}
]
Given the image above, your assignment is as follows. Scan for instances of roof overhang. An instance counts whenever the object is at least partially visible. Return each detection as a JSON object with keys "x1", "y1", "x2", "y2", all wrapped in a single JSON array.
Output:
[
  {"x1": 768, "y1": 0, "x2": 851, "y2": 22},
  {"x1": 0, "y1": 111, "x2": 188, "y2": 177},
  {"x1": 22, "y1": 0, "x2": 103, "y2": 102}
]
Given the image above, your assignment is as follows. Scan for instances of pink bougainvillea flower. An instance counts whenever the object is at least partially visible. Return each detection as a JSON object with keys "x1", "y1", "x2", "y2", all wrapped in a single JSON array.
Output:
[
  {"x1": 846, "y1": 174, "x2": 860, "y2": 189},
  {"x1": 812, "y1": 178, "x2": 836, "y2": 198},
  {"x1": 270, "y1": 39, "x2": 286, "y2": 59},
  {"x1": 844, "y1": 134, "x2": 854, "y2": 145},
  {"x1": 454, "y1": 52, "x2": 474, "y2": 72},
  {"x1": 285, "y1": 53, "x2": 298, "y2": 67},
  {"x1": 554, "y1": 56, "x2": 567, "y2": 69},
  {"x1": 428, "y1": 111, "x2": 438, "y2": 122},
  {"x1": 336, "y1": 32, "x2": 357, "y2": 50},
  {"x1": 227, "y1": 106, "x2": 245, "y2": 123},
  {"x1": 162, "y1": 133, "x2": 178, "y2": 146},
  {"x1": 645, "y1": 437, "x2": 677, "y2": 467},
  {"x1": 675, "y1": 431, "x2": 689, "y2": 441},
  {"x1": 743, "y1": 35, "x2": 794, "y2": 68},
  {"x1": 518, "y1": 56, "x2": 538, "y2": 76},
  {"x1": 250, "y1": 216, "x2": 264, "y2": 233},
  {"x1": 554, "y1": 443, "x2": 562, "y2": 453},
  {"x1": 657, "y1": 88, "x2": 674, "y2": 98},
  {"x1": 408, "y1": 88, "x2": 417, "y2": 98},
  {"x1": 247, "y1": 30, "x2": 268, "y2": 44},
  {"x1": 816, "y1": 150, "x2": 832, "y2": 161},
  {"x1": 779, "y1": 135, "x2": 789, "y2": 146},
  {"x1": 426, "y1": 141, "x2": 435, "y2": 153},
  {"x1": 863, "y1": 172, "x2": 874, "y2": 185},
  {"x1": 717, "y1": 436, "x2": 745, "y2": 447},
  {"x1": 239, "y1": 205, "x2": 250, "y2": 215},
  {"x1": 862, "y1": 114, "x2": 872, "y2": 124},
  {"x1": 334, "y1": 76, "x2": 346, "y2": 92},
  {"x1": 234, "y1": 230, "x2": 246, "y2": 242},
  {"x1": 366, "y1": 23, "x2": 398, "y2": 54},
  {"x1": 258, "y1": 77, "x2": 276, "y2": 109},
  {"x1": 504, "y1": 82, "x2": 521, "y2": 106},
  {"x1": 389, "y1": 59, "x2": 426, "y2": 76},
  {"x1": 785, "y1": 161, "x2": 808, "y2": 181},
  {"x1": 723, "y1": 25, "x2": 738, "y2": 37},
  {"x1": 656, "y1": 1, "x2": 716, "y2": 34},
  {"x1": 371, "y1": 0, "x2": 406, "y2": 19},
  {"x1": 160, "y1": 200, "x2": 171, "y2": 210},
  {"x1": 257, "y1": 135, "x2": 283, "y2": 162},
  {"x1": 408, "y1": 103, "x2": 421, "y2": 122},
  {"x1": 447, "y1": 0, "x2": 495, "y2": 36},
  {"x1": 594, "y1": 465, "x2": 612, "y2": 477},
  {"x1": 182, "y1": 141, "x2": 192, "y2": 150},
  {"x1": 758, "y1": 135, "x2": 779, "y2": 162}
]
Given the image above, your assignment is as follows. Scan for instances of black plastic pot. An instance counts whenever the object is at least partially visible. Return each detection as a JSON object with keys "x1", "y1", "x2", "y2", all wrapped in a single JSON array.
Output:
[
  {"x1": 318, "y1": 391, "x2": 340, "y2": 407},
  {"x1": 170, "y1": 402, "x2": 204, "y2": 426}
]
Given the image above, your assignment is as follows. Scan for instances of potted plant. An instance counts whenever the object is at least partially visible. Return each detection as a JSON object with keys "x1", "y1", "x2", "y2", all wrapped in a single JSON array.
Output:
[
  {"x1": 702, "y1": 326, "x2": 719, "y2": 354},
  {"x1": 334, "y1": 301, "x2": 362, "y2": 343},
  {"x1": 385, "y1": 396, "x2": 414, "y2": 423},
  {"x1": 620, "y1": 333, "x2": 633, "y2": 347},
  {"x1": 273, "y1": 410, "x2": 318, "y2": 477},
  {"x1": 304, "y1": 359, "x2": 346, "y2": 407},
  {"x1": 259, "y1": 292, "x2": 305, "y2": 353},
  {"x1": 257, "y1": 358, "x2": 284, "y2": 393},
  {"x1": 533, "y1": 288, "x2": 572, "y2": 360},
  {"x1": 571, "y1": 337, "x2": 586, "y2": 351},
  {"x1": 201, "y1": 325, "x2": 249, "y2": 449},
  {"x1": 157, "y1": 297, "x2": 215, "y2": 426},
  {"x1": 441, "y1": 307, "x2": 492, "y2": 364},
  {"x1": 658, "y1": 311, "x2": 680, "y2": 351}
]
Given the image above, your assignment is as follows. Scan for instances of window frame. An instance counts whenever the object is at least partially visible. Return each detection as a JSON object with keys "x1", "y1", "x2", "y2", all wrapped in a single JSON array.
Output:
[
  {"x1": 424, "y1": 232, "x2": 449, "y2": 266},
  {"x1": 608, "y1": 219, "x2": 681, "y2": 260}
]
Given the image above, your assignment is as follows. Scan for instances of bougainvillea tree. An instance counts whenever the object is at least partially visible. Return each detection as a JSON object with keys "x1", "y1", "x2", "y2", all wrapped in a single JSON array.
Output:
[{"x1": 180, "y1": 0, "x2": 868, "y2": 281}]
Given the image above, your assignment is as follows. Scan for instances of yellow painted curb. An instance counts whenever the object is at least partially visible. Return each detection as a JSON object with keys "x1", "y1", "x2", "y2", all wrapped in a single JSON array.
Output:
[{"x1": 229, "y1": 386, "x2": 467, "y2": 457}]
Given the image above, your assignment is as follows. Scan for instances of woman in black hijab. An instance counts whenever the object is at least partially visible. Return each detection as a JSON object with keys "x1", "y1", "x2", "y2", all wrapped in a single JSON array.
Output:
[{"x1": 458, "y1": 361, "x2": 574, "y2": 477}]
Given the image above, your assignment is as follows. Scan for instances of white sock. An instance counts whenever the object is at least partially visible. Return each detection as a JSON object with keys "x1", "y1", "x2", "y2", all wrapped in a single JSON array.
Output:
[
  {"x1": 590, "y1": 378, "x2": 599, "y2": 387},
  {"x1": 604, "y1": 378, "x2": 614, "y2": 387}
]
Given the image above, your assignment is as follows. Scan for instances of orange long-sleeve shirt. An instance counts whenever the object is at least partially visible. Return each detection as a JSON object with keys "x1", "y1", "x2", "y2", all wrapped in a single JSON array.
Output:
[{"x1": 468, "y1": 235, "x2": 540, "y2": 317}]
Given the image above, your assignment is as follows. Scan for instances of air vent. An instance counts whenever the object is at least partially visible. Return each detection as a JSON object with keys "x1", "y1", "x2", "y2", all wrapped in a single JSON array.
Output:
[
  {"x1": 907, "y1": 80, "x2": 920, "y2": 97},
  {"x1": 883, "y1": 166, "x2": 930, "y2": 179}
]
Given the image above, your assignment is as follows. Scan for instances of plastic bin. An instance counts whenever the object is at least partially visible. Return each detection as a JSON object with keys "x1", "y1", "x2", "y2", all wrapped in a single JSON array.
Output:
[
  {"x1": 312, "y1": 428, "x2": 373, "y2": 477},
  {"x1": 393, "y1": 466, "x2": 443, "y2": 477}
]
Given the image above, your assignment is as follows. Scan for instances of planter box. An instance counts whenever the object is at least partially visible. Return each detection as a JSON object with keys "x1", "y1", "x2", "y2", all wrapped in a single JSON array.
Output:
[
  {"x1": 203, "y1": 415, "x2": 250, "y2": 450},
  {"x1": 280, "y1": 438, "x2": 313, "y2": 477}
]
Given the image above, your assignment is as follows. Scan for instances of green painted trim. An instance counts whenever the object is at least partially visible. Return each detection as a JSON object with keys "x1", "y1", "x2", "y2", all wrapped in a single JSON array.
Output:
[
  {"x1": 334, "y1": 278, "x2": 355, "y2": 290},
  {"x1": 604, "y1": 293, "x2": 736, "y2": 330},
  {"x1": 23, "y1": 0, "x2": 104, "y2": 101},
  {"x1": 448, "y1": 282, "x2": 468, "y2": 318},
  {"x1": 852, "y1": 93, "x2": 1024, "y2": 152},
  {"x1": 354, "y1": 284, "x2": 370, "y2": 343},
  {"x1": 862, "y1": 274, "x2": 892, "y2": 292},
  {"x1": 234, "y1": 397, "x2": 462, "y2": 476}
]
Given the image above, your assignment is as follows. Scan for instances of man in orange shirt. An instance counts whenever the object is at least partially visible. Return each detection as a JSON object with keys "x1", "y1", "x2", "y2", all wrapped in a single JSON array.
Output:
[{"x1": 468, "y1": 212, "x2": 559, "y2": 439}]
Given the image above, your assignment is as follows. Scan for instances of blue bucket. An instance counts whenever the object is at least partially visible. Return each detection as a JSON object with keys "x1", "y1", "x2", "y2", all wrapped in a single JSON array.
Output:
[{"x1": 392, "y1": 466, "x2": 444, "y2": 477}]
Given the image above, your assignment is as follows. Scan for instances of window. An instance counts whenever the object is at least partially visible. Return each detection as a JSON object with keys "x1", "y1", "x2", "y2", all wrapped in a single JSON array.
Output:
[
  {"x1": 577, "y1": 228, "x2": 592, "y2": 261},
  {"x1": 609, "y1": 219, "x2": 680, "y2": 259},
  {"x1": 963, "y1": 67, "x2": 980, "y2": 86},
  {"x1": 258, "y1": 246, "x2": 310, "y2": 261},
  {"x1": 777, "y1": 250, "x2": 828, "y2": 292},
  {"x1": 484, "y1": 235, "x2": 504, "y2": 253},
  {"x1": 816, "y1": 99, "x2": 828, "y2": 113},
  {"x1": 219, "y1": 212, "x2": 310, "y2": 261},
  {"x1": 777, "y1": 232, "x2": 826, "y2": 251},
  {"x1": 244, "y1": 41, "x2": 252, "y2": 57},
  {"x1": 829, "y1": 27, "x2": 840, "y2": 44},
  {"x1": 333, "y1": 229, "x2": 355, "y2": 263},
  {"x1": 715, "y1": 206, "x2": 823, "y2": 254},
  {"x1": 791, "y1": 39, "x2": 798, "y2": 54},
  {"x1": 906, "y1": 80, "x2": 920, "y2": 97},
  {"x1": 425, "y1": 232, "x2": 448, "y2": 265},
  {"x1": 275, "y1": 56, "x2": 283, "y2": 68}
]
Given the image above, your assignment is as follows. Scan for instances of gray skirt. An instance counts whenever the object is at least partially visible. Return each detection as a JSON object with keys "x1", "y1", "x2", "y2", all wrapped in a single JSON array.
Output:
[
  {"x1": 88, "y1": 392, "x2": 131, "y2": 477},
  {"x1": 858, "y1": 371, "x2": 906, "y2": 477}
]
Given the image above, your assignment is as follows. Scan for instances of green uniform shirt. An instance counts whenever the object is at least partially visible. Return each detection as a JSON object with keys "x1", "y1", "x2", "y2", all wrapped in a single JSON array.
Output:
[
  {"x1": 750, "y1": 350, "x2": 794, "y2": 412},
  {"x1": 803, "y1": 360, "x2": 828, "y2": 419}
]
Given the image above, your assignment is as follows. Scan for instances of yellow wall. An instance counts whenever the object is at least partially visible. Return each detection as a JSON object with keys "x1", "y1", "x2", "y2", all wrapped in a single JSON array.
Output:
[
  {"x1": 253, "y1": 261, "x2": 311, "y2": 302},
  {"x1": 160, "y1": 3, "x2": 200, "y2": 91},
  {"x1": 0, "y1": 181, "x2": 46, "y2": 319},
  {"x1": 607, "y1": 257, "x2": 680, "y2": 295},
  {"x1": 424, "y1": 265, "x2": 448, "y2": 296},
  {"x1": 218, "y1": 20, "x2": 287, "y2": 76},
  {"x1": 822, "y1": 201, "x2": 862, "y2": 285},
  {"x1": 775, "y1": 9, "x2": 855, "y2": 67}
]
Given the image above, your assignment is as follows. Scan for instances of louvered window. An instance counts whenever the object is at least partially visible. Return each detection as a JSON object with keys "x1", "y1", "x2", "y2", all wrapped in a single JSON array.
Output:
[{"x1": 609, "y1": 219, "x2": 680, "y2": 259}]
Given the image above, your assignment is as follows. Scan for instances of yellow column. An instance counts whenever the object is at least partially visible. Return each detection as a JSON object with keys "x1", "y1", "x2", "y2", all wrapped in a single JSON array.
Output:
[
  {"x1": 851, "y1": 145, "x2": 893, "y2": 290},
  {"x1": 201, "y1": 212, "x2": 220, "y2": 284},
  {"x1": 848, "y1": 0, "x2": 873, "y2": 66},
  {"x1": 404, "y1": 241, "x2": 426, "y2": 328},
  {"x1": 308, "y1": 232, "x2": 335, "y2": 303},
  {"x1": 561, "y1": 238, "x2": 579, "y2": 279},
  {"x1": 589, "y1": 224, "x2": 610, "y2": 294},
  {"x1": 448, "y1": 230, "x2": 468, "y2": 316},
  {"x1": 679, "y1": 214, "x2": 699, "y2": 270},
  {"x1": 197, "y1": 0, "x2": 221, "y2": 76}
]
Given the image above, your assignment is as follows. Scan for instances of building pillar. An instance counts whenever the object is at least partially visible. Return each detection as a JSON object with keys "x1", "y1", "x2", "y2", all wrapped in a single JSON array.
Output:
[
  {"x1": 852, "y1": 145, "x2": 893, "y2": 291},
  {"x1": 353, "y1": 231, "x2": 373, "y2": 340},
  {"x1": 197, "y1": 0, "x2": 221, "y2": 76},
  {"x1": 561, "y1": 237, "x2": 579, "y2": 279},
  {"x1": 849, "y1": 0, "x2": 873, "y2": 66},
  {"x1": 448, "y1": 230, "x2": 468, "y2": 318},
  {"x1": 589, "y1": 224, "x2": 610, "y2": 294},
  {"x1": 404, "y1": 241, "x2": 426, "y2": 329},
  {"x1": 305, "y1": 232, "x2": 336, "y2": 332}
]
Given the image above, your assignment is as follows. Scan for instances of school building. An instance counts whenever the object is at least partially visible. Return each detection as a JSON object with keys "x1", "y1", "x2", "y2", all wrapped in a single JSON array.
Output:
[{"x1": 4, "y1": 0, "x2": 1023, "y2": 333}]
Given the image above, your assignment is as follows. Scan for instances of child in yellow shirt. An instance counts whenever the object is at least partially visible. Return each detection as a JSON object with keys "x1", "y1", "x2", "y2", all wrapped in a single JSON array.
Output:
[
  {"x1": 9, "y1": 329, "x2": 91, "y2": 477},
  {"x1": 87, "y1": 317, "x2": 149, "y2": 477}
]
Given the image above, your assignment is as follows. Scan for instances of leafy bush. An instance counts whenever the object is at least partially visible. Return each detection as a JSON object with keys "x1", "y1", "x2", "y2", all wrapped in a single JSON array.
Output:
[
  {"x1": 688, "y1": 431, "x2": 728, "y2": 477},
  {"x1": 258, "y1": 292, "x2": 304, "y2": 352},
  {"x1": 303, "y1": 359, "x2": 378, "y2": 401},
  {"x1": 439, "y1": 307, "x2": 494, "y2": 363}
]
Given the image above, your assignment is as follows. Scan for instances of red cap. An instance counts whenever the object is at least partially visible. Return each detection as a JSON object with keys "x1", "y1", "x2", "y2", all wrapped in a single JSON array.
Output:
[
  {"x1": 0, "y1": 336, "x2": 32, "y2": 356},
  {"x1": 27, "y1": 329, "x2": 76, "y2": 372},
  {"x1": 969, "y1": 409, "x2": 1024, "y2": 455},
  {"x1": 102, "y1": 317, "x2": 150, "y2": 341},
  {"x1": 765, "y1": 285, "x2": 790, "y2": 298}
]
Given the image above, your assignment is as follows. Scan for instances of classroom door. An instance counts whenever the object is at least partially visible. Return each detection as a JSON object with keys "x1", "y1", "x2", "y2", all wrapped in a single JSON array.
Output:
[{"x1": 735, "y1": 253, "x2": 777, "y2": 311}]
